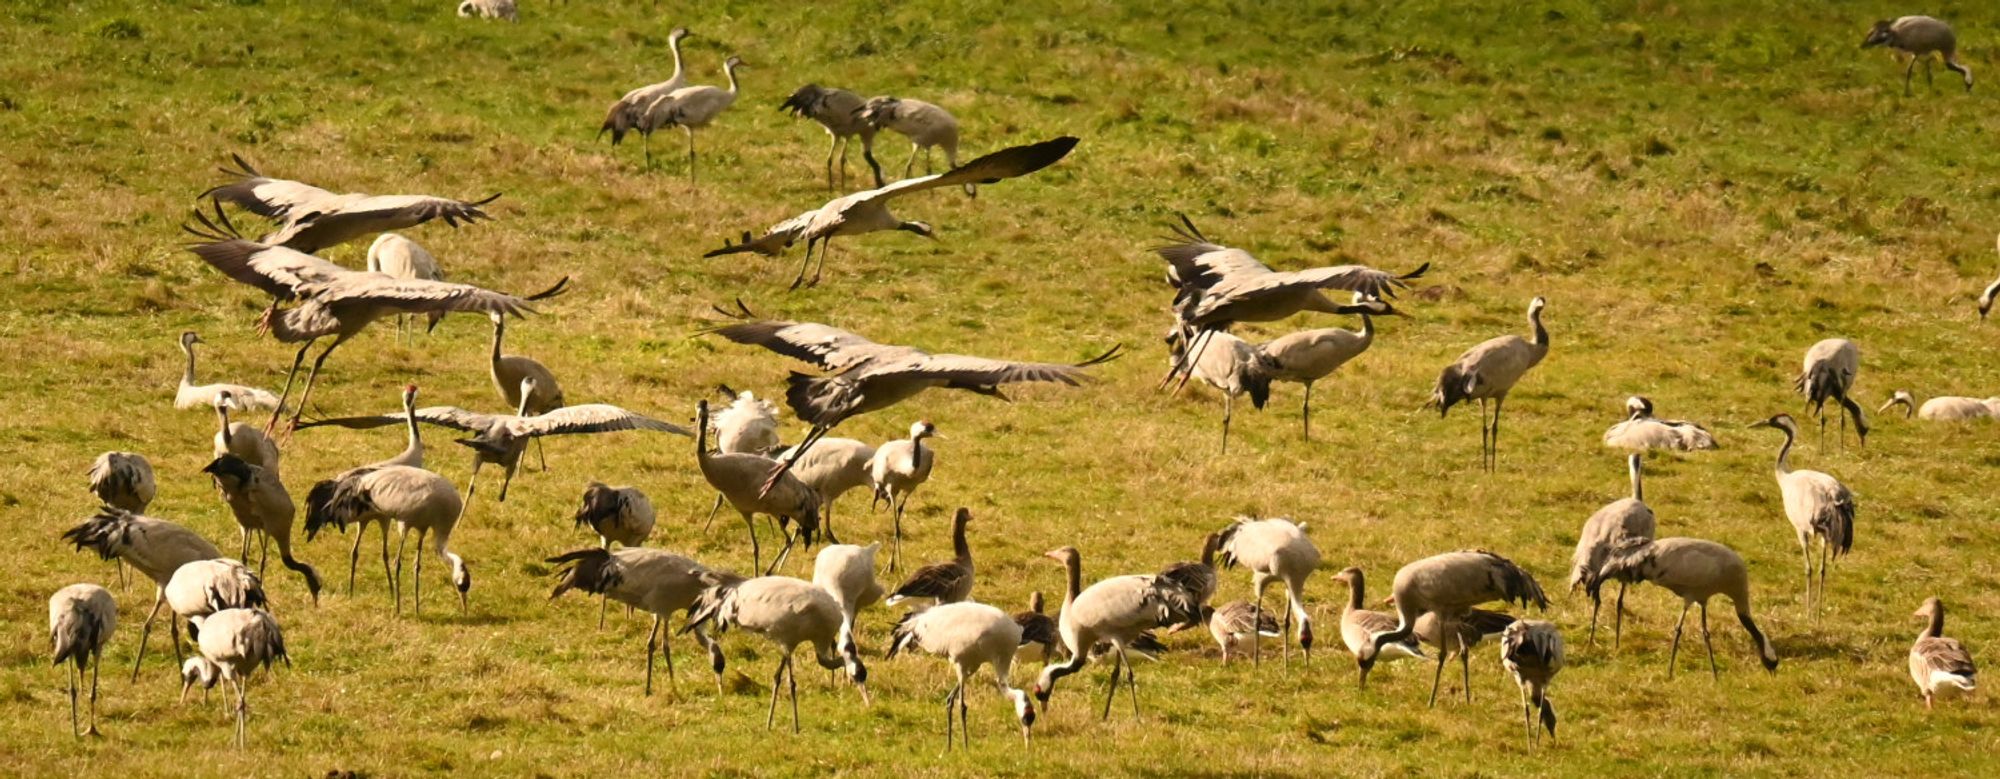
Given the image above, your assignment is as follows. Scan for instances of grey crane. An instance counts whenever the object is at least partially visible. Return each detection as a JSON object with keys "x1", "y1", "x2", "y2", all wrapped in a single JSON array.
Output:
[
  {"x1": 178, "y1": 607, "x2": 288, "y2": 748},
  {"x1": 1030, "y1": 547, "x2": 1199, "y2": 720},
  {"x1": 87, "y1": 451, "x2": 154, "y2": 588},
  {"x1": 1880, "y1": 390, "x2": 1999, "y2": 422},
  {"x1": 695, "y1": 399, "x2": 823, "y2": 574},
  {"x1": 701, "y1": 136, "x2": 1079, "y2": 288},
  {"x1": 1164, "y1": 329, "x2": 1266, "y2": 453},
  {"x1": 1795, "y1": 338, "x2": 1867, "y2": 449},
  {"x1": 303, "y1": 384, "x2": 424, "y2": 598},
  {"x1": 203, "y1": 454, "x2": 322, "y2": 605},
  {"x1": 1751, "y1": 413, "x2": 1855, "y2": 608},
  {"x1": 489, "y1": 310, "x2": 566, "y2": 472},
  {"x1": 779, "y1": 84, "x2": 883, "y2": 190},
  {"x1": 201, "y1": 154, "x2": 498, "y2": 254},
  {"x1": 856, "y1": 96, "x2": 971, "y2": 193},
  {"x1": 600, "y1": 27, "x2": 695, "y2": 164},
  {"x1": 1245, "y1": 296, "x2": 1402, "y2": 440},
  {"x1": 682, "y1": 574, "x2": 870, "y2": 732},
  {"x1": 164, "y1": 559, "x2": 266, "y2": 678},
  {"x1": 1500, "y1": 620, "x2": 1563, "y2": 745},
  {"x1": 1570, "y1": 453, "x2": 1655, "y2": 647},
  {"x1": 888, "y1": 601, "x2": 1037, "y2": 748},
  {"x1": 705, "y1": 307, "x2": 1119, "y2": 495},
  {"x1": 305, "y1": 463, "x2": 469, "y2": 615},
  {"x1": 812, "y1": 542, "x2": 884, "y2": 655},
  {"x1": 1428, "y1": 297, "x2": 1549, "y2": 471},
  {"x1": 1863, "y1": 17, "x2": 1971, "y2": 95},
  {"x1": 572, "y1": 482, "x2": 656, "y2": 627},
  {"x1": 1910, "y1": 597, "x2": 1977, "y2": 709},
  {"x1": 870, "y1": 420, "x2": 938, "y2": 568},
  {"x1": 62, "y1": 508, "x2": 222, "y2": 683},
  {"x1": 639, "y1": 55, "x2": 746, "y2": 183},
  {"x1": 365, "y1": 234, "x2": 447, "y2": 339},
  {"x1": 775, "y1": 436, "x2": 875, "y2": 542},
  {"x1": 548, "y1": 548, "x2": 732, "y2": 695},
  {"x1": 1363, "y1": 550, "x2": 1548, "y2": 707},
  {"x1": 1216, "y1": 516, "x2": 1319, "y2": 667},
  {"x1": 1595, "y1": 537, "x2": 1780, "y2": 678},
  {"x1": 175, "y1": 331, "x2": 280, "y2": 412},
  {"x1": 704, "y1": 386, "x2": 786, "y2": 529},
  {"x1": 212, "y1": 391, "x2": 280, "y2": 475},
  {"x1": 49, "y1": 583, "x2": 116, "y2": 737}
]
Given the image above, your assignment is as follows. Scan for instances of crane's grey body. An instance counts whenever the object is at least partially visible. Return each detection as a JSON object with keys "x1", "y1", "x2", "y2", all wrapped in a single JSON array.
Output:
[
  {"x1": 1795, "y1": 338, "x2": 1867, "y2": 449},
  {"x1": 1500, "y1": 620, "x2": 1563, "y2": 745},
  {"x1": 600, "y1": 27, "x2": 693, "y2": 160},
  {"x1": 1595, "y1": 537, "x2": 1780, "y2": 678},
  {"x1": 1880, "y1": 390, "x2": 2000, "y2": 422},
  {"x1": 203, "y1": 453, "x2": 321, "y2": 605},
  {"x1": 640, "y1": 55, "x2": 745, "y2": 182},
  {"x1": 1603, "y1": 396, "x2": 1717, "y2": 451},
  {"x1": 1363, "y1": 549, "x2": 1549, "y2": 707},
  {"x1": 62, "y1": 508, "x2": 222, "y2": 684},
  {"x1": 1429, "y1": 297, "x2": 1548, "y2": 471},
  {"x1": 1863, "y1": 16, "x2": 1970, "y2": 95},
  {"x1": 857, "y1": 97, "x2": 969, "y2": 193},
  {"x1": 780, "y1": 84, "x2": 884, "y2": 190},
  {"x1": 1217, "y1": 517, "x2": 1319, "y2": 667},
  {"x1": 50, "y1": 583, "x2": 116, "y2": 737},
  {"x1": 1030, "y1": 547, "x2": 1199, "y2": 720},
  {"x1": 548, "y1": 547, "x2": 730, "y2": 695},
  {"x1": 179, "y1": 607, "x2": 288, "y2": 748},
  {"x1": 870, "y1": 421, "x2": 938, "y2": 568},
  {"x1": 1754, "y1": 413, "x2": 1855, "y2": 609},
  {"x1": 1570, "y1": 454, "x2": 1655, "y2": 648},
  {"x1": 696, "y1": 400, "x2": 822, "y2": 574},
  {"x1": 887, "y1": 600, "x2": 1037, "y2": 748},
  {"x1": 305, "y1": 463, "x2": 468, "y2": 615},
  {"x1": 683, "y1": 575, "x2": 869, "y2": 732},
  {"x1": 201, "y1": 154, "x2": 497, "y2": 254}
]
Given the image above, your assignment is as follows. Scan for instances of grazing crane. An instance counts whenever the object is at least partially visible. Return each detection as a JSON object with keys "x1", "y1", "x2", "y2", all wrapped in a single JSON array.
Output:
[
  {"x1": 1247, "y1": 296, "x2": 1402, "y2": 440},
  {"x1": 888, "y1": 601, "x2": 1038, "y2": 747},
  {"x1": 640, "y1": 55, "x2": 746, "y2": 183},
  {"x1": 870, "y1": 420, "x2": 938, "y2": 567},
  {"x1": 303, "y1": 384, "x2": 424, "y2": 597},
  {"x1": 1570, "y1": 453, "x2": 1655, "y2": 648},
  {"x1": 703, "y1": 386, "x2": 786, "y2": 528},
  {"x1": 1595, "y1": 537, "x2": 1781, "y2": 677},
  {"x1": 1331, "y1": 567, "x2": 1421, "y2": 687},
  {"x1": 1015, "y1": 591, "x2": 1058, "y2": 664},
  {"x1": 88, "y1": 451, "x2": 156, "y2": 513},
  {"x1": 1751, "y1": 413, "x2": 1856, "y2": 608},
  {"x1": 695, "y1": 399, "x2": 822, "y2": 574},
  {"x1": 1795, "y1": 338, "x2": 1867, "y2": 449},
  {"x1": 1863, "y1": 17, "x2": 1971, "y2": 95},
  {"x1": 1428, "y1": 297, "x2": 1550, "y2": 471},
  {"x1": 682, "y1": 574, "x2": 870, "y2": 732},
  {"x1": 856, "y1": 97, "x2": 970, "y2": 192},
  {"x1": 62, "y1": 508, "x2": 222, "y2": 683},
  {"x1": 547, "y1": 548, "x2": 731, "y2": 695},
  {"x1": 305, "y1": 463, "x2": 468, "y2": 615},
  {"x1": 886, "y1": 507, "x2": 975, "y2": 605},
  {"x1": 1209, "y1": 601, "x2": 1282, "y2": 665},
  {"x1": 775, "y1": 436, "x2": 875, "y2": 541},
  {"x1": 175, "y1": 332, "x2": 279, "y2": 412},
  {"x1": 1156, "y1": 533, "x2": 1222, "y2": 631},
  {"x1": 203, "y1": 454, "x2": 321, "y2": 605},
  {"x1": 1910, "y1": 597, "x2": 1977, "y2": 709},
  {"x1": 1030, "y1": 547, "x2": 1198, "y2": 720},
  {"x1": 779, "y1": 84, "x2": 883, "y2": 190},
  {"x1": 1363, "y1": 550, "x2": 1549, "y2": 707},
  {"x1": 1983, "y1": 241, "x2": 2000, "y2": 319},
  {"x1": 706, "y1": 308, "x2": 1119, "y2": 494},
  {"x1": 1216, "y1": 516, "x2": 1319, "y2": 666},
  {"x1": 600, "y1": 27, "x2": 695, "y2": 163},
  {"x1": 1880, "y1": 390, "x2": 1999, "y2": 422},
  {"x1": 164, "y1": 560, "x2": 266, "y2": 671},
  {"x1": 573, "y1": 482, "x2": 656, "y2": 626},
  {"x1": 1500, "y1": 620, "x2": 1563, "y2": 745},
  {"x1": 212, "y1": 391, "x2": 280, "y2": 475},
  {"x1": 1602, "y1": 396, "x2": 1718, "y2": 452},
  {"x1": 813, "y1": 542, "x2": 884, "y2": 652},
  {"x1": 301, "y1": 378, "x2": 686, "y2": 503},
  {"x1": 456, "y1": 0, "x2": 516, "y2": 21},
  {"x1": 489, "y1": 311, "x2": 565, "y2": 472},
  {"x1": 366, "y1": 234, "x2": 446, "y2": 338},
  {"x1": 701, "y1": 137, "x2": 1080, "y2": 288},
  {"x1": 201, "y1": 154, "x2": 499, "y2": 254},
  {"x1": 178, "y1": 608, "x2": 288, "y2": 748},
  {"x1": 1154, "y1": 215, "x2": 1424, "y2": 390},
  {"x1": 1412, "y1": 608, "x2": 1518, "y2": 662},
  {"x1": 49, "y1": 583, "x2": 116, "y2": 737},
  {"x1": 1164, "y1": 329, "x2": 1266, "y2": 453}
]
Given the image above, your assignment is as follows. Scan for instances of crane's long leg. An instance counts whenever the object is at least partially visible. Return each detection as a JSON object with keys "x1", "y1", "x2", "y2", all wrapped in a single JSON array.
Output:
[
  {"x1": 598, "y1": 587, "x2": 611, "y2": 629},
  {"x1": 169, "y1": 613, "x2": 185, "y2": 669},
  {"x1": 644, "y1": 615, "x2": 661, "y2": 696},
  {"x1": 1699, "y1": 601, "x2": 1718, "y2": 679},
  {"x1": 942, "y1": 682, "x2": 958, "y2": 750},
  {"x1": 1460, "y1": 633, "x2": 1473, "y2": 703},
  {"x1": 1220, "y1": 394, "x2": 1233, "y2": 455},
  {"x1": 497, "y1": 459, "x2": 519, "y2": 503},
  {"x1": 130, "y1": 589, "x2": 165, "y2": 683},
  {"x1": 1302, "y1": 382, "x2": 1314, "y2": 441},
  {"x1": 240, "y1": 527, "x2": 252, "y2": 563},
  {"x1": 1613, "y1": 582, "x2": 1629, "y2": 649},
  {"x1": 393, "y1": 528, "x2": 409, "y2": 615},
  {"x1": 743, "y1": 512, "x2": 761, "y2": 572},
  {"x1": 413, "y1": 527, "x2": 427, "y2": 615},
  {"x1": 788, "y1": 656, "x2": 801, "y2": 733},
  {"x1": 1818, "y1": 535, "x2": 1830, "y2": 608},
  {"x1": 535, "y1": 438, "x2": 547, "y2": 472},
  {"x1": 961, "y1": 674, "x2": 974, "y2": 746},
  {"x1": 1490, "y1": 396, "x2": 1506, "y2": 471},
  {"x1": 86, "y1": 657, "x2": 100, "y2": 736},
  {"x1": 809, "y1": 237, "x2": 833, "y2": 287},
  {"x1": 287, "y1": 335, "x2": 348, "y2": 432},
  {"x1": 1427, "y1": 628, "x2": 1448, "y2": 707},
  {"x1": 1122, "y1": 646, "x2": 1141, "y2": 718},
  {"x1": 1477, "y1": 398, "x2": 1490, "y2": 471},
  {"x1": 892, "y1": 495, "x2": 907, "y2": 573},
  {"x1": 824, "y1": 132, "x2": 839, "y2": 192},
  {"x1": 258, "y1": 531, "x2": 271, "y2": 575},
  {"x1": 266, "y1": 340, "x2": 316, "y2": 431},
  {"x1": 1281, "y1": 604, "x2": 1292, "y2": 667},
  {"x1": 1251, "y1": 595, "x2": 1263, "y2": 667},
  {"x1": 67, "y1": 663, "x2": 79, "y2": 737},
  {"x1": 1587, "y1": 591, "x2": 1602, "y2": 647},
  {"x1": 790, "y1": 237, "x2": 818, "y2": 291},
  {"x1": 1099, "y1": 649, "x2": 1122, "y2": 721},
  {"x1": 379, "y1": 521, "x2": 394, "y2": 604},
  {"x1": 703, "y1": 493, "x2": 725, "y2": 531},
  {"x1": 1667, "y1": 601, "x2": 1692, "y2": 678},
  {"x1": 348, "y1": 527, "x2": 365, "y2": 595},
  {"x1": 1799, "y1": 533, "x2": 1814, "y2": 609},
  {"x1": 766, "y1": 522, "x2": 797, "y2": 576}
]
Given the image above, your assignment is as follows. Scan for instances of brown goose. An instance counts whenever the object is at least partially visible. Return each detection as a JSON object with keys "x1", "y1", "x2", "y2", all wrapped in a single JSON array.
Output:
[
  {"x1": 1155, "y1": 533, "x2": 1221, "y2": 631},
  {"x1": 1014, "y1": 591, "x2": 1058, "y2": 664},
  {"x1": 1332, "y1": 567, "x2": 1421, "y2": 688},
  {"x1": 885, "y1": 508, "x2": 974, "y2": 606},
  {"x1": 1910, "y1": 597, "x2": 1977, "y2": 709}
]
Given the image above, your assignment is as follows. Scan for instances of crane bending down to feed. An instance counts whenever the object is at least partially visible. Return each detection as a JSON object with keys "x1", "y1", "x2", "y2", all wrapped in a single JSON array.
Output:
[
  {"x1": 1750, "y1": 414, "x2": 1855, "y2": 609},
  {"x1": 856, "y1": 96, "x2": 971, "y2": 194},
  {"x1": 366, "y1": 235, "x2": 448, "y2": 338},
  {"x1": 49, "y1": 584, "x2": 116, "y2": 738},
  {"x1": 1428, "y1": 297, "x2": 1550, "y2": 471},
  {"x1": 572, "y1": 482, "x2": 657, "y2": 626},
  {"x1": 639, "y1": 55, "x2": 747, "y2": 183},
  {"x1": 1602, "y1": 396, "x2": 1718, "y2": 452},
  {"x1": 779, "y1": 84, "x2": 883, "y2": 190},
  {"x1": 1863, "y1": 16, "x2": 1971, "y2": 95},
  {"x1": 200, "y1": 154, "x2": 500, "y2": 254},
  {"x1": 888, "y1": 601, "x2": 1038, "y2": 748},
  {"x1": 701, "y1": 137, "x2": 1079, "y2": 288},
  {"x1": 1570, "y1": 453, "x2": 1655, "y2": 648},
  {"x1": 1500, "y1": 620, "x2": 1564, "y2": 745},
  {"x1": 1031, "y1": 547, "x2": 1199, "y2": 721},
  {"x1": 303, "y1": 384, "x2": 425, "y2": 598},
  {"x1": 183, "y1": 207, "x2": 567, "y2": 432},
  {"x1": 600, "y1": 27, "x2": 695, "y2": 163},
  {"x1": 1215, "y1": 516, "x2": 1319, "y2": 667},
  {"x1": 705, "y1": 306, "x2": 1120, "y2": 496},
  {"x1": 547, "y1": 548, "x2": 732, "y2": 696},
  {"x1": 1595, "y1": 537, "x2": 1780, "y2": 678},
  {"x1": 1795, "y1": 338, "x2": 1867, "y2": 449},
  {"x1": 61, "y1": 508, "x2": 222, "y2": 683},
  {"x1": 87, "y1": 451, "x2": 155, "y2": 587},
  {"x1": 1362, "y1": 550, "x2": 1549, "y2": 707},
  {"x1": 682, "y1": 574, "x2": 870, "y2": 732},
  {"x1": 305, "y1": 463, "x2": 469, "y2": 615},
  {"x1": 1154, "y1": 214, "x2": 1425, "y2": 393},
  {"x1": 178, "y1": 607, "x2": 288, "y2": 749},
  {"x1": 1246, "y1": 295, "x2": 1402, "y2": 440}
]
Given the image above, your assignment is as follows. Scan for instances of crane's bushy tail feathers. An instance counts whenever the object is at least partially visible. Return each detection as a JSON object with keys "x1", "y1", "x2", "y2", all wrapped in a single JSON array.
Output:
[
  {"x1": 1466, "y1": 549, "x2": 1550, "y2": 611},
  {"x1": 885, "y1": 610, "x2": 922, "y2": 659},
  {"x1": 1429, "y1": 364, "x2": 1471, "y2": 417},
  {"x1": 572, "y1": 483, "x2": 622, "y2": 533},
  {"x1": 61, "y1": 508, "x2": 139, "y2": 562},
  {"x1": 305, "y1": 476, "x2": 376, "y2": 541},
  {"x1": 546, "y1": 548, "x2": 619, "y2": 599}
]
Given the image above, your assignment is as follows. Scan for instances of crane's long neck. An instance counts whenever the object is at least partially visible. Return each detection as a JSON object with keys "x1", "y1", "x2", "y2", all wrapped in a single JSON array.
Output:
[
  {"x1": 1923, "y1": 606, "x2": 1946, "y2": 640},
  {"x1": 1528, "y1": 306, "x2": 1548, "y2": 349},
  {"x1": 1357, "y1": 314, "x2": 1375, "y2": 343},
  {"x1": 724, "y1": 62, "x2": 740, "y2": 94},
  {"x1": 1629, "y1": 455, "x2": 1644, "y2": 502},
  {"x1": 667, "y1": 36, "x2": 684, "y2": 83},
  {"x1": 490, "y1": 319, "x2": 505, "y2": 365},
  {"x1": 695, "y1": 407, "x2": 712, "y2": 464},
  {"x1": 181, "y1": 341, "x2": 198, "y2": 386},
  {"x1": 1200, "y1": 535, "x2": 1217, "y2": 568},
  {"x1": 216, "y1": 403, "x2": 234, "y2": 447},
  {"x1": 950, "y1": 514, "x2": 971, "y2": 564},
  {"x1": 1773, "y1": 426, "x2": 1794, "y2": 476},
  {"x1": 400, "y1": 393, "x2": 423, "y2": 464},
  {"x1": 910, "y1": 433, "x2": 924, "y2": 467}
]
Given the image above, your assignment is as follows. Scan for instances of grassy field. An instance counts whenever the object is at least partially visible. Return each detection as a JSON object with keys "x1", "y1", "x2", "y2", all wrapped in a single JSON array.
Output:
[{"x1": 4, "y1": 0, "x2": 2000, "y2": 775}]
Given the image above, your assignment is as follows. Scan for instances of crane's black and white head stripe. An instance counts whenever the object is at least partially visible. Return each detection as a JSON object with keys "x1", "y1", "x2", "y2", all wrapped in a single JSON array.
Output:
[{"x1": 1979, "y1": 276, "x2": 2000, "y2": 320}]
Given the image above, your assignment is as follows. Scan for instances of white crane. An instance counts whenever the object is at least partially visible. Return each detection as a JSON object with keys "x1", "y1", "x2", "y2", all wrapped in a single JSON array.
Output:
[
  {"x1": 1795, "y1": 338, "x2": 1867, "y2": 449},
  {"x1": 695, "y1": 399, "x2": 823, "y2": 573},
  {"x1": 547, "y1": 547, "x2": 732, "y2": 695},
  {"x1": 1216, "y1": 516, "x2": 1319, "y2": 666},
  {"x1": 1428, "y1": 297, "x2": 1549, "y2": 471},
  {"x1": 1569, "y1": 453, "x2": 1655, "y2": 647},
  {"x1": 812, "y1": 542, "x2": 884, "y2": 653},
  {"x1": 62, "y1": 508, "x2": 222, "y2": 683},
  {"x1": 888, "y1": 601, "x2": 1037, "y2": 747},
  {"x1": 706, "y1": 307, "x2": 1119, "y2": 494},
  {"x1": 178, "y1": 607, "x2": 288, "y2": 748},
  {"x1": 1246, "y1": 296, "x2": 1402, "y2": 440},
  {"x1": 1910, "y1": 597, "x2": 1977, "y2": 709},
  {"x1": 1331, "y1": 567, "x2": 1421, "y2": 687},
  {"x1": 201, "y1": 154, "x2": 499, "y2": 254},
  {"x1": 50, "y1": 583, "x2": 116, "y2": 737},
  {"x1": 175, "y1": 332, "x2": 279, "y2": 412},
  {"x1": 600, "y1": 27, "x2": 695, "y2": 164},
  {"x1": 779, "y1": 84, "x2": 883, "y2": 190},
  {"x1": 640, "y1": 55, "x2": 746, "y2": 182},
  {"x1": 683, "y1": 574, "x2": 870, "y2": 731},
  {"x1": 212, "y1": 391, "x2": 280, "y2": 475},
  {"x1": 886, "y1": 508, "x2": 974, "y2": 605},
  {"x1": 365, "y1": 234, "x2": 447, "y2": 338},
  {"x1": 856, "y1": 97, "x2": 969, "y2": 191},
  {"x1": 203, "y1": 454, "x2": 321, "y2": 605},
  {"x1": 870, "y1": 420, "x2": 938, "y2": 566},
  {"x1": 1751, "y1": 413, "x2": 1855, "y2": 608},
  {"x1": 701, "y1": 137, "x2": 1080, "y2": 288},
  {"x1": 1879, "y1": 390, "x2": 2000, "y2": 422},
  {"x1": 1030, "y1": 547, "x2": 1198, "y2": 720},
  {"x1": 1594, "y1": 537, "x2": 1780, "y2": 678},
  {"x1": 302, "y1": 384, "x2": 424, "y2": 597},
  {"x1": 1499, "y1": 620, "x2": 1563, "y2": 745},
  {"x1": 1602, "y1": 396, "x2": 1718, "y2": 452},
  {"x1": 1363, "y1": 550, "x2": 1549, "y2": 707},
  {"x1": 305, "y1": 463, "x2": 468, "y2": 615},
  {"x1": 185, "y1": 214, "x2": 565, "y2": 431}
]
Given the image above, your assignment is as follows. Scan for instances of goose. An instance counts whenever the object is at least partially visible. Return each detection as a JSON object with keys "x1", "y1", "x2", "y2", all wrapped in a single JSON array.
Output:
[
  {"x1": 1209, "y1": 601, "x2": 1282, "y2": 665},
  {"x1": 886, "y1": 508, "x2": 975, "y2": 605},
  {"x1": 1910, "y1": 597, "x2": 1977, "y2": 709},
  {"x1": 1331, "y1": 567, "x2": 1421, "y2": 687},
  {"x1": 1014, "y1": 591, "x2": 1059, "y2": 664}
]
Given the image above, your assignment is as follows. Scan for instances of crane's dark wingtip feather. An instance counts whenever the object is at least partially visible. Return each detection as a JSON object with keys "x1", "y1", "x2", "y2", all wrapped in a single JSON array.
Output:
[
  {"x1": 523, "y1": 276, "x2": 571, "y2": 302},
  {"x1": 1399, "y1": 262, "x2": 1431, "y2": 280}
]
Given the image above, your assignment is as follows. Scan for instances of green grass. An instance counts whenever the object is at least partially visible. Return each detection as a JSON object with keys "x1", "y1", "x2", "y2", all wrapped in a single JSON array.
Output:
[{"x1": 5, "y1": 0, "x2": 2000, "y2": 775}]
